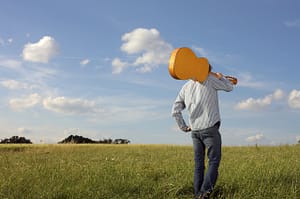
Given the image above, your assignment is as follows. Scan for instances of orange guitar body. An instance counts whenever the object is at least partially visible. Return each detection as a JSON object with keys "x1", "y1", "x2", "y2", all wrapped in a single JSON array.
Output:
[
  {"x1": 168, "y1": 47, "x2": 238, "y2": 85},
  {"x1": 168, "y1": 47, "x2": 209, "y2": 83}
]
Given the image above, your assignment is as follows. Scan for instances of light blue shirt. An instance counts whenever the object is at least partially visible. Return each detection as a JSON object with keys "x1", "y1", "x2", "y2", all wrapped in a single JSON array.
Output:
[{"x1": 172, "y1": 74, "x2": 233, "y2": 131}]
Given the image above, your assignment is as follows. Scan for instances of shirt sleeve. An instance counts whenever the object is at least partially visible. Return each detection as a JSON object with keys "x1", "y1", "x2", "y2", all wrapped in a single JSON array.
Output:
[
  {"x1": 208, "y1": 74, "x2": 234, "y2": 91},
  {"x1": 171, "y1": 86, "x2": 189, "y2": 130}
]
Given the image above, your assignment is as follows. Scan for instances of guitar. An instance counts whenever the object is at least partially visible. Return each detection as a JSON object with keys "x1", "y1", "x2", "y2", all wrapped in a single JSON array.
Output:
[{"x1": 168, "y1": 47, "x2": 237, "y2": 84}]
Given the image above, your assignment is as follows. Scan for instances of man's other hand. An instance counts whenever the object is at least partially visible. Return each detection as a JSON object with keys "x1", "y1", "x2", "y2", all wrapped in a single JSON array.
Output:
[{"x1": 181, "y1": 126, "x2": 191, "y2": 132}]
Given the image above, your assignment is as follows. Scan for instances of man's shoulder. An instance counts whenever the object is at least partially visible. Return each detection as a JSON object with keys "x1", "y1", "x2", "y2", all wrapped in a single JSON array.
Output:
[
  {"x1": 181, "y1": 80, "x2": 206, "y2": 91},
  {"x1": 183, "y1": 80, "x2": 198, "y2": 87}
]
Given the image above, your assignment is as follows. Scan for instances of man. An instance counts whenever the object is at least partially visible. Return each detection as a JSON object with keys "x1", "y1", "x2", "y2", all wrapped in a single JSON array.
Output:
[{"x1": 171, "y1": 65, "x2": 234, "y2": 199}]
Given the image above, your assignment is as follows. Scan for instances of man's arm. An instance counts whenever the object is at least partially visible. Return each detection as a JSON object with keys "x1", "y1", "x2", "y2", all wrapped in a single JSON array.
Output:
[
  {"x1": 171, "y1": 90, "x2": 191, "y2": 132},
  {"x1": 209, "y1": 73, "x2": 234, "y2": 91},
  {"x1": 173, "y1": 112, "x2": 191, "y2": 132}
]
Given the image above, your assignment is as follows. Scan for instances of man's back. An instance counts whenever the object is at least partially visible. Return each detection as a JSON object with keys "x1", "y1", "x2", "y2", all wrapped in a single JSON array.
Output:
[{"x1": 172, "y1": 74, "x2": 233, "y2": 131}]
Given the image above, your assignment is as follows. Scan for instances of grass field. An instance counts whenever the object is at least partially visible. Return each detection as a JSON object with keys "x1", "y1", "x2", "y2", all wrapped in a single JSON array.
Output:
[{"x1": 0, "y1": 144, "x2": 299, "y2": 199}]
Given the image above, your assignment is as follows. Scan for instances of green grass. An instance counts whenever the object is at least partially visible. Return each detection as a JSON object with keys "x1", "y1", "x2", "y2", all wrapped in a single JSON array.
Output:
[{"x1": 0, "y1": 144, "x2": 299, "y2": 199}]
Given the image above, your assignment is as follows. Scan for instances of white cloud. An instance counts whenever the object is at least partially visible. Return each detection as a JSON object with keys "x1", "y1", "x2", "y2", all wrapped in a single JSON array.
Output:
[
  {"x1": 112, "y1": 28, "x2": 173, "y2": 73},
  {"x1": 80, "y1": 59, "x2": 90, "y2": 66},
  {"x1": 41, "y1": 95, "x2": 168, "y2": 126},
  {"x1": 22, "y1": 36, "x2": 59, "y2": 63},
  {"x1": 43, "y1": 96, "x2": 101, "y2": 115},
  {"x1": 236, "y1": 97, "x2": 272, "y2": 110},
  {"x1": 288, "y1": 89, "x2": 300, "y2": 109},
  {"x1": 136, "y1": 65, "x2": 152, "y2": 73},
  {"x1": 0, "y1": 59, "x2": 22, "y2": 69},
  {"x1": 121, "y1": 28, "x2": 160, "y2": 54},
  {"x1": 246, "y1": 133, "x2": 264, "y2": 142},
  {"x1": 112, "y1": 58, "x2": 128, "y2": 74},
  {"x1": 296, "y1": 135, "x2": 300, "y2": 142},
  {"x1": 284, "y1": 19, "x2": 300, "y2": 28},
  {"x1": 237, "y1": 73, "x2": 266, "y2": 89},
  {"x1": 1, "y1": 79, "x2": 39, "y2": 90},
  {"x1": 235, "y1": 89, "x2": 284, "y2": 110},
  {"x1": 17, "y1": 127, "x2": 31, "y2": 135},
  {"x1": 273, "y1": 89, "x2": 284, "y2": 100},
  {"x1": 194, "y1": 47, "x2": 209, "y2": 57},
  {"x1": 9, "y1": 93, "x2": 41, "y2": 111},
  {"x1": 0, "y1": 37, "x2": 13, "y2": 46},
  {"x1": 1, "y1": 80, "x2": 29, "y2": 90}
]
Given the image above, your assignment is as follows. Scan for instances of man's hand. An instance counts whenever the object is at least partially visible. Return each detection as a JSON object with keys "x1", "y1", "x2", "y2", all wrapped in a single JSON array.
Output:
[
  {"x1": 215, "y1": 72, "x2": 223, "y2": 79},
  {"x1": 181, "y1": 126, "x2": 191, "y2": 132}
]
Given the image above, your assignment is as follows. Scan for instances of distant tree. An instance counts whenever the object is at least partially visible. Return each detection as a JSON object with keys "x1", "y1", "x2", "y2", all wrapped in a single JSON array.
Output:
[
  {"x1": 58, "y1": 135, "x2": 96, "y2": 144},
  {"x1": 113, "y1": 139, "x2": 130, "y2": 144},
  {"x1": 0, "y1": 136, "x2": 32, "y2": 144},
  {"x1": 107, "y1": 139, "x2": 113, "y2": 144},
  {"x1": 99, "y1": 139, "x2": 113, "y2": 144}
]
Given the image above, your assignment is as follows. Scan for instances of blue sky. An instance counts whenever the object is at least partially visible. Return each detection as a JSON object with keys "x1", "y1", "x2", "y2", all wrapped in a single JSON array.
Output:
[{"x1": 1, "y1": 0, "x2": 300, "y2": 145}]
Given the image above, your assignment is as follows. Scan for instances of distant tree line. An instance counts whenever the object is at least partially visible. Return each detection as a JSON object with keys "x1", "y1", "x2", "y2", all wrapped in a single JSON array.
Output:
[
  {"x1": 0, "y1": 135, "x2": 130, "y2": 144},
  {"x1": 0, "y1": 136, "x2": 32, "y2": 144},
  {"x1": 58, "y1": 135, "x2": 130, "y2": 144}
]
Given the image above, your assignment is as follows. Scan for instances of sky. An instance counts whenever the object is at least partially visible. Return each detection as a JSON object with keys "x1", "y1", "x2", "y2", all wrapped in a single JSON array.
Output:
[{"x1": 1, "y1": 0, "x2": 300, "y2": 145}]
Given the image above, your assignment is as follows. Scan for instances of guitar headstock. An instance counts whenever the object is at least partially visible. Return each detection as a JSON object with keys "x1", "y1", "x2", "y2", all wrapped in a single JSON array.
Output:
[{"x1": 168, "y1": 47, "x2": 209, "y2": 83}]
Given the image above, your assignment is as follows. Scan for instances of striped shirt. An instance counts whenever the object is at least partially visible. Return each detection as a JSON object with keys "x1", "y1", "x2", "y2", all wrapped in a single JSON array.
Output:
[{"x1": 171, "y1": 74, "x2": 233, "y2": 131}]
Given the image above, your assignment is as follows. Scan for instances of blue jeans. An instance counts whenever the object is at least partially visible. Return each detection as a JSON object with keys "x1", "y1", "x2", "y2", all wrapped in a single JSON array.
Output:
[{"x1": 191, "y1": 123, "x2": 222, "y2": 197}]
